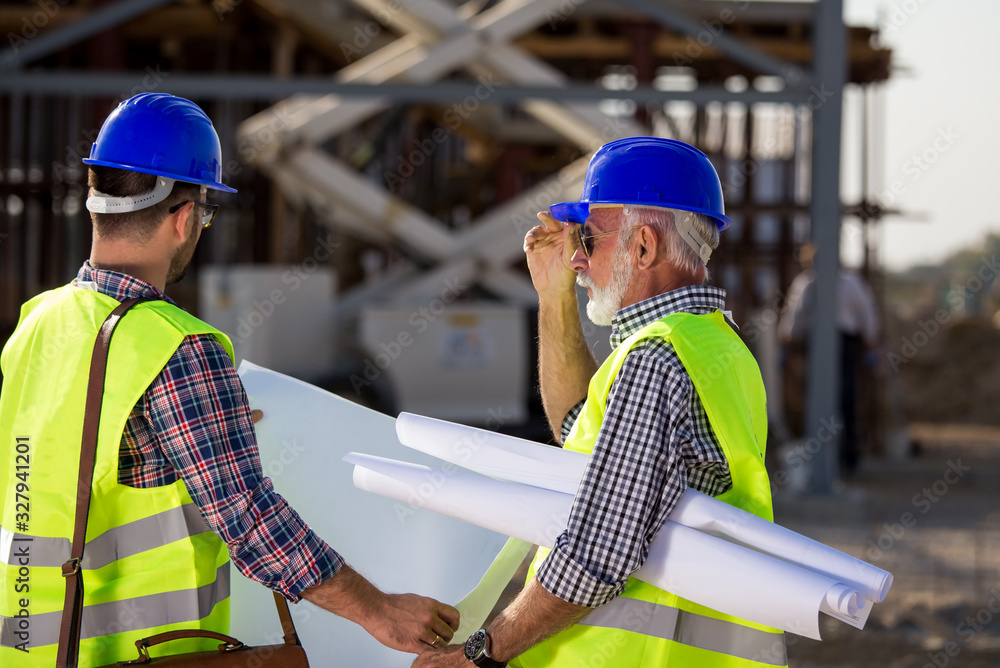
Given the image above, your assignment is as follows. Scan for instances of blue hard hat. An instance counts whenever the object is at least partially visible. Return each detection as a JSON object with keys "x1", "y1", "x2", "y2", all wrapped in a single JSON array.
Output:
[
  {"x1": 83, "y1": 93, "x2": 237, "y2": 193},
  {"x1": 550, "y1": 136, "x2": 729, "y2": 230}
]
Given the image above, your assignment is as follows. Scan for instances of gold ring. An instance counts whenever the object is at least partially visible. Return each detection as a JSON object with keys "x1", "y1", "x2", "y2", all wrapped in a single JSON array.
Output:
[{"x1": 434, "y1": 635, "x2": 442, "y2": 647}]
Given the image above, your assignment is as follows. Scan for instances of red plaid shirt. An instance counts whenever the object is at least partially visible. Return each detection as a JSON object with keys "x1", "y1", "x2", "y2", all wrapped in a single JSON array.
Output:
[{"x1": 75, "y1": 263, "x2": 343, "y2": 601}]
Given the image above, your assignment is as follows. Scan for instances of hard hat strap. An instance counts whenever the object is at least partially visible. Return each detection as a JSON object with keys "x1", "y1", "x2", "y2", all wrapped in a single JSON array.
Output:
[
  {"x1": 86, "y1": 177, "x2": 176, "y2": 214},
  {"x1": 617, "y1": 202, "x2": 714, "y2": 265},
  {"x1": 675, "y1": 213, "x2": 713, "y2": 265}
]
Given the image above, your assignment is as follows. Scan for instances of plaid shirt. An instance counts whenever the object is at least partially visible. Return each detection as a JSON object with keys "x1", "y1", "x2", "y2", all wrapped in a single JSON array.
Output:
[
  {"x1": 74, "y1": 263, "x2": 343, "y2": 602},
  {"x1": 536, "y1": 285, "x2": 734, "y2": 608}
]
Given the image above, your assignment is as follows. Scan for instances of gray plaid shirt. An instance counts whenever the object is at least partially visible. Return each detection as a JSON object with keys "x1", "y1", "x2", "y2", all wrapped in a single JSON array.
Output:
[{"x1": 536, "y1": 285, "x2": 735, "y2": 607}]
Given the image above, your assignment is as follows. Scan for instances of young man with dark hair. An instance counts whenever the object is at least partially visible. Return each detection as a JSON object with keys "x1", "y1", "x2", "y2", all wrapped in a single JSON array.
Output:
[{"x1": 0, "y1": 93, "x2": 458, "y2": 666}]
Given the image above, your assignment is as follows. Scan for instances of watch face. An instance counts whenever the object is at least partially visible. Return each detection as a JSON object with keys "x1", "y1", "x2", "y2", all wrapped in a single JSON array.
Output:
[{"x1": 465, "y1": 630, "x2": 487, "y2": 659}]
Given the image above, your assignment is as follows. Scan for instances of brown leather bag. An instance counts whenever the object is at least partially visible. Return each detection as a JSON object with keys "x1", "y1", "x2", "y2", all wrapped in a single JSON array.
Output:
[
  {"x1": 58, "y1": 299, "x2": 310, "y2": 667},
  {"x1": 100, "y1": 593, "x2": 310, "y2": 666}
]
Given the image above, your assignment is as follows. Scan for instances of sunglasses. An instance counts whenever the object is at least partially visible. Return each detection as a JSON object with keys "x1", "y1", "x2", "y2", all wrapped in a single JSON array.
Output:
[
  {"x1": 570, "y1": 224, "x2": 645, "y2": 258},
  {"x1": 169, "y1": 200, "x2": 220, "y2": 228}
]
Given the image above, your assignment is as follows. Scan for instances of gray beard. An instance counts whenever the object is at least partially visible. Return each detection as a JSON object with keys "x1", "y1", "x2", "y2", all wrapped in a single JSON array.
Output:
[{"x1": 577, "y1": 240, "x2": 635, "y2": 326}]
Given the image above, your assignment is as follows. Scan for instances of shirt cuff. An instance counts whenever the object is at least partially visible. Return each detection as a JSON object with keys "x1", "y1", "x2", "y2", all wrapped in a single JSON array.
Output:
[
  {"x1": 560, "y1": 400, "x2": 586, "y2": 443},
  {"x1": 276, "y1": 533, "x2": 345, "y2": 602},
  {"x1": 535, "y1": 533, "x2": 627, "y2": 608}
]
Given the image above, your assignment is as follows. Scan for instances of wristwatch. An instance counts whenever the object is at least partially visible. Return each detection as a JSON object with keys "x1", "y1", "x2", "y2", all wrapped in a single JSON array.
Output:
[{"x1": 464, "y1": 629, "x2": 506, "y2": 668}]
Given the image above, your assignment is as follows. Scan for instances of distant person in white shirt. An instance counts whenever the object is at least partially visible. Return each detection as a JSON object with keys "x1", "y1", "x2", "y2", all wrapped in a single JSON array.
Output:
[{"x1": 778, "y1": 243, "x2": 881, "y2": 478}]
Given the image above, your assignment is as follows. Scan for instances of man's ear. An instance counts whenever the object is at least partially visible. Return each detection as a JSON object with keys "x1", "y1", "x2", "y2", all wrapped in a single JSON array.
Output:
[
  {"x1": 636, "y1": 225, "x2": 658, "y2": 269},
  {"x1": 170, "y1": 202, "x2": 193, "y2": 242}
]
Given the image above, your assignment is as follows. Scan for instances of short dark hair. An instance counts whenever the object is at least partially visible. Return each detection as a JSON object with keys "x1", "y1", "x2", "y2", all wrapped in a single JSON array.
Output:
[{"x1": 87, "y1": 166, "x2": 202, "y2": 243}]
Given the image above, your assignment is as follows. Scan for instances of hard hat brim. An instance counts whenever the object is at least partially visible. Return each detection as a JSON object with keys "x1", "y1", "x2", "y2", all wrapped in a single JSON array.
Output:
[
  {"x1": 548, "y1": 202, "x2": 590, "y2": 225},
  {"x1": 549, "y1": 200, "x2": 731, "y2": 231},
  {"x1": 82, "y1": 158, "x2": 238, "y2": 194}
]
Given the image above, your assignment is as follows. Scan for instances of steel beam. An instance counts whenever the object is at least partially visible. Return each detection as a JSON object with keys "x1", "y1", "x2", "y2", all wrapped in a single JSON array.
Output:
[
  {"x1": 239, "y1": 0, "x2": 633, "y2": 306},
  {"x1": 242, "y1": 0, "x2": 640, "y2": 304},
  {"x1": 224, "y1": 0, "x2": 816, "y2": 311},
  {"x1": 0, "y1": 0, "x2": 175, "y2": 70},
  {"x1": 290, "y1": 149, "x2": 460, "y2": 258},
  {"x1": 240, "y1": 0, "x2": 604, "y2": 157},
  {"x1": 804, "y1": 0, "x2": 846, "y2": 494},
  {"x1": 235, "y1": 0, "x2": 600, "y2": 305},
  {"x1": 389, "y1": 157, "x2": 591, "y2": 303},
  {"x1": 615, "y1": 0, "x2": 811, "y2": 87},
  {"x1": 274, "y1": 148, "x2": 538, "y2": 304},
  {"x1": 350, "y1": 0, "x2": 646, "y2": 148},
  {"x1": 0, "y1": 72, "x2": 812, "y2": 104},
  {"x1": 239, "y1": 0, "x2": 644, "y2": 154}
]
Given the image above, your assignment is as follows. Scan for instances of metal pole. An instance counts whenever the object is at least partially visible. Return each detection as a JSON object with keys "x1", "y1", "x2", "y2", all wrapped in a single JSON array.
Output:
[
  {"x1": 615, "y1": 0, "x2": 810, "y2": 88},
  {"x1": 805, "y1": 0, "x2": 846, "y2": 494}
]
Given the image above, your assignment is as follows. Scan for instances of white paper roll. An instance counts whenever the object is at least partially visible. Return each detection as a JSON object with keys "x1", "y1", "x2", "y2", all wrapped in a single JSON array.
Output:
[
  {"x1": 394, "y1": 411, "x2": 893, "y2": 604},
  {"x1": 395, "y1": 411, "x2": 590, "y2": 495},
  {"x1": 671, "y1": 489, "x2": 893, "y2": 603},
  {"x1": 347, "y1": 452, "x2": 869, "y2": 640},
  {"x1": 819, "y1": 584, "x2": 860, "y2": 618},
  {"x1": 348, "y1": 453, "x2": 574, "y2": 547}
]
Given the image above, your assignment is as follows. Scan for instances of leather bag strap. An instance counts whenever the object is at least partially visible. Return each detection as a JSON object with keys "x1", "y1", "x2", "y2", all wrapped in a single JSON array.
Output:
[
  {"x1": 56, "y1": 297, "x2": 148, "y2": 667},
  {"x1": 273, "y1": 591, "x2": 302, "y2": 646},
  {"x1": 54, "y1": 297, "x2": 302, "y2": 665}
]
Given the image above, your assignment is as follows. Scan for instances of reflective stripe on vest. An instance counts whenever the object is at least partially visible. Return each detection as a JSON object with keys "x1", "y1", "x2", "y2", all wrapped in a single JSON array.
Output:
[
  {"x1": 579, "y1": 596, "x2": 787, "y2": 666},
  {"x1": 1, "y1": 563, "x2": 230, "y2": 648},
  {"x1": 0, "y1": 503, "x2": 210, "y2": 570}
]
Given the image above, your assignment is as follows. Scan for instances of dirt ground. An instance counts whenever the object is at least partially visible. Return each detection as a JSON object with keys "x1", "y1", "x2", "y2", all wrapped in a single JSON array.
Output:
[
  {"x1": 776, "y1": 434, "x2": 1000, "y2": 668},
  {"x1": 892, "y1": 317, "x2": 1000, "y2": 428},
  {"x1": 784, "y1": 313, "x2": 1000, "y2": 667}
]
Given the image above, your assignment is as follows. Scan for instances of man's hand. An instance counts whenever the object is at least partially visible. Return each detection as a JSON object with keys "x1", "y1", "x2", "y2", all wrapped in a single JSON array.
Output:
[
  {"x1": 411, "y1": 643, "x2": 468, "y2": 666},
  {"x1": 372, "y1": 592, "x2": 461, "y2": 654},
  {"x1": 413, "y1": 577, "x2": 590, "y2": 666},
  {"x1": 302, "y1": 565, "x2": 460, "y2": 654},
  {"x1": 524, "y1": 211, "x2": 579, "y2": 297},
  {"x1": 528, "y1": 211, "x2": 596, "y2": 439}
]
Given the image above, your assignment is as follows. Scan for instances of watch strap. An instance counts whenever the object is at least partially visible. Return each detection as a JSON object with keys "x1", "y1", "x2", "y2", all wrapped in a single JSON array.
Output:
[{"x1": 473, "y1": 654, "x2": 507, "y2": 668}]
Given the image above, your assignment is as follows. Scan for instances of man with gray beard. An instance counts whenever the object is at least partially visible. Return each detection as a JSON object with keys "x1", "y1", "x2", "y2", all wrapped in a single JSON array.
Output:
[{"x1": 415, "y1": 137, "x2": 785, "y2": 668}]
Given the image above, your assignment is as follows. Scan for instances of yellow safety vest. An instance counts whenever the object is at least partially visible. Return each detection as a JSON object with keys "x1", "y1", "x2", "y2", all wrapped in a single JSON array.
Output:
[
  {"x1": 0, "y1": 285, "x2": 233, "y2": 666},
  {"x1": 513, "y1": 310, "x2": 787, "y2": 667}
]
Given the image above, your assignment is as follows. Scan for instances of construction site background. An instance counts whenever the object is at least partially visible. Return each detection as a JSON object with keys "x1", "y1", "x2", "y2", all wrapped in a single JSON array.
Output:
[
  {"x1": 1, "y1": 1, "x2": 997, "y2": 665},
  {"x1": 773, "y1": 240, "x2": 1000, "y2": 667}
]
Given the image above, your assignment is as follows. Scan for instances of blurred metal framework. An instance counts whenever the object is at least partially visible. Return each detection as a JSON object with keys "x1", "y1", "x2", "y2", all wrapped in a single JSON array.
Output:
[{"x1": 0, "y1": 0, "x2": 891, "y2": 490}]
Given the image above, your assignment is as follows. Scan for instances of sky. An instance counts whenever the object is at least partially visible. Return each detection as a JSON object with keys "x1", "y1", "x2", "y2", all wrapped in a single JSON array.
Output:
[{"x1": 840, "y1": 0, "x2": 1000, "y2": 271}]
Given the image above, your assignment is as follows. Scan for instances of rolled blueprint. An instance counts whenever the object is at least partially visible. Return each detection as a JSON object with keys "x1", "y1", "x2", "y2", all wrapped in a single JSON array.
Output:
[
  {"x1": 395, "y1": 411, "x2": 892, "y2": 604},
  {"x1": 347, "y1": 453, "x2": 575, "y2": 547},
  {"x1": 395, "y1": 411, "x2": 590, "y2": 495},
  {"x1": 670, "y1": 489, "x2": 892, "y2": 603},
  {"x1": 347, "y1": 452, "x2": 862, "y2": 641}
]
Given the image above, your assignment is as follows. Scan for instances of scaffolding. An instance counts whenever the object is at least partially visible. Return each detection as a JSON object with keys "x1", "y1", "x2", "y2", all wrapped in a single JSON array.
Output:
[{"x1": 0, "y1": 0, "x2": 891, "y2": 487}]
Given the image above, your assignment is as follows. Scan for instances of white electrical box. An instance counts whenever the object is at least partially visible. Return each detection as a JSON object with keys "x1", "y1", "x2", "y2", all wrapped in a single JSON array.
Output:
[
  {"x1": 359, "y1": 304, "x2": 528, "y2": 425},
  {"x1": 199, "y1": 265, "x2": 336, "y2": 379}
]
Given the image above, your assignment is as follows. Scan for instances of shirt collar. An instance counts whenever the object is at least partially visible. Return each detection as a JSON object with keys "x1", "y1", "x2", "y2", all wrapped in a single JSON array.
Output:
[
  {"x1": 74, "y1": 261, "x2": 173, "y2": 304},
  {"x1": 610, "y1": 285, "x2": 728, "y2": 348}
]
